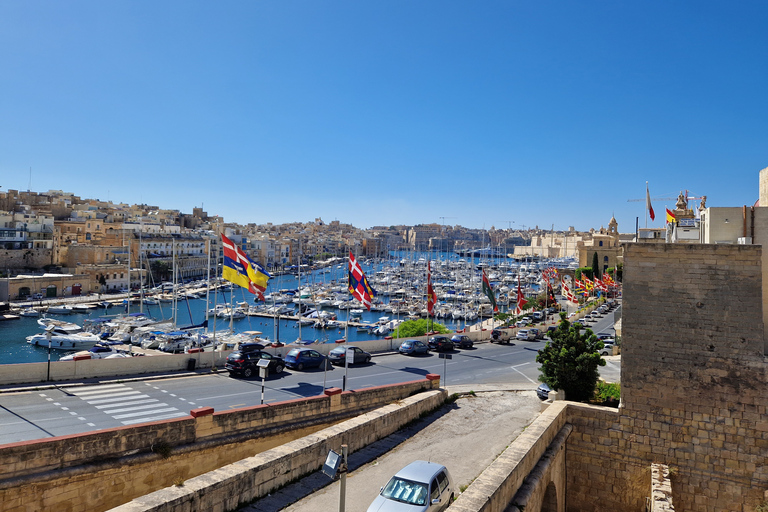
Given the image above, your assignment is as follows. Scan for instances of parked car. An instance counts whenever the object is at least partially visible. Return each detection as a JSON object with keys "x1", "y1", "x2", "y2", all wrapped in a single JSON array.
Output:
[
  {"x1": 366, "y1": 460, "x2": 454, "y2": 512},
  {"x1": 284, "y1": 348, "x2": 327, "y2": 370},
  {"x1": 399, "y1": 339, "x2": 429, "y2": 355},
  {"x1": 532, "y1": 311, "x2": 543, "y2": 322},
  {"x1": 490, "y1": 327, "x2": 513, "y2": 343},
  {"x1": 599, "y1": 341, "x2": 616, "y2": 356},
  {"x1": 225, "y1": 350, "x2": 285, "y2": 378},
  {"x1": 529, "y1": 328, "x2": 544, "y2": 340},
  {"x1": 327, "y1": 346, "x2": 371, "y2": 365},
  {"x1": 450, "y1": 334, "x2": 473, "y2": 349},
  {"x1": 427, "y1": 336, "x2": 454, "y2": 352},
  {"x1": 516, "y1": 329, "x2": 534, "y2": 341},
  {"x1": 31, "y1": 293, "x2": 44, "y2": 300},
  {"x1": 536, "y1": 382, "x2": 552, "y2": 400}
]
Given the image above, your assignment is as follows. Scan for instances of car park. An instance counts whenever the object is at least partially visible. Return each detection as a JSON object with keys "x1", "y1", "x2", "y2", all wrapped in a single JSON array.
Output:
[
  {"x1": 366, "y1": 460, "x2": 454, "y2": 512},
  {"x1": 399, "y1": 339, "x2": 429, "y2": 355},
  {"x1": 427, "y1": 336, "x2": 454, "y2": 352},
  {"x1": 450, "y1": 334, "x2": 473, "y2": 349},
  {"x1": 284, "y1": 348, "x2": 327, "y2": 370},
  {"x1": 327, "y1": 346, "x2": 371, "y2": 365},
  {"x1": 536, "y1": 382, "x2": 552, "y2": 400},
  {"x1": 225, "y1": 350, "x2": 285, "y2": 378}
]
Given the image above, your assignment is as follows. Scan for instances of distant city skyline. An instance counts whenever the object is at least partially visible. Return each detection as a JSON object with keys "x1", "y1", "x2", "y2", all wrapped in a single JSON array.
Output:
[{"x1": 1, "y1": 2, "x2": 766, "y2": 232}]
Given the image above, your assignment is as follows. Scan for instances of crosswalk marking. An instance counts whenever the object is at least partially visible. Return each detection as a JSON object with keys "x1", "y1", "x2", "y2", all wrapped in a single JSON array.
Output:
[{"x1": 70, "y1": 384, "x2": 187, "y2": 425}]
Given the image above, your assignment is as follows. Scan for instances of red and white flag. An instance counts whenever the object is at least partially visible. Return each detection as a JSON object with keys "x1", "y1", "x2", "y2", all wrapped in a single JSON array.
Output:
[
  {"x1": 646, "y1": 182, "x2": 655, "y2": 221},
  {"x1": 427, "y1": 261, "x2": 436, "y2": 316}
]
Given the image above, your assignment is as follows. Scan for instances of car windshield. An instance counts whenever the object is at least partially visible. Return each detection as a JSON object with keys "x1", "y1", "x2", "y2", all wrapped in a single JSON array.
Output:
[
  {"x1": 286, "y1": 349, "x2": 300, "y2": 357},
  {"x1": 381, "y1": 476, "x2": 428, "y2": 506}
]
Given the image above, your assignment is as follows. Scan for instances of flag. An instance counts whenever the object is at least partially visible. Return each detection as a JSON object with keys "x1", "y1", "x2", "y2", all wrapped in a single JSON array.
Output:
[
  {"x1": 561, "y1": 279, "x2": 577, "y2": 303},
  {"x1": 583, "y1": 275, "x2": 594, "y2": 291},
  {"x1": 547, "y1": 281, "x2": 556, "y2": 303},
  {"x1": 221, "y1": 234, "x2": 271, "y2": 300},
  {"x1": 427, "y1": 261, "x2": 437, "y2": 316},
  {"x1": 348, "y1": 251, "x2": 376, "y2": 310},
  {"x1": 515, "y1": 275, "x2": 526, "y2": 314},
  {"x1": 646, "y1": 182, "x2": 655, "y2": 221},
  {"x1": 482, "y1": 269, "x2": 498, "y2": 312},
  {"x1": 666, "y1": 208, "x2": 676, "y2": 223}
]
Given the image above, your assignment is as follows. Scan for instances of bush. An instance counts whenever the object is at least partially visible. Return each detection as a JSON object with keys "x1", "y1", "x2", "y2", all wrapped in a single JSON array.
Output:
[{"x1": 594, "y1": 381, "x2": 620, "y2": 406}]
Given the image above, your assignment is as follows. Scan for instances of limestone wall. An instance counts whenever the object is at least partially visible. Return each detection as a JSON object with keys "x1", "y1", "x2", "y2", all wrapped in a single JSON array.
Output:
[{"x1": 621, "y1": 243, "x2": 768, "y2": 511}]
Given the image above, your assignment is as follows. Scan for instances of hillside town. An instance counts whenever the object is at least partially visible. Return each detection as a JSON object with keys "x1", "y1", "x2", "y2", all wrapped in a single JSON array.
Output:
[{"x1": 0, "y1": 188, "x2": 630, "y2": 301}]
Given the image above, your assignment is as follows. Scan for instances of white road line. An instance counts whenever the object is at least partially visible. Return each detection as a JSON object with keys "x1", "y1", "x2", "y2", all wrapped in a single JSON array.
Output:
[
  {"x1": 78, "y1": 390, "x2": 142, "y2": 401},
  {"x1": 121, "y1": 412, "x2": 188, "y2": 425},
  {"x1": 85, "y1": 394, "x2": 150, "y2": 405},
  {"x1": 71, "y1": 384, "x2": 128, "y2": 395},
  {"x1": 113, "y1": 407, "x2": 180, "y2": 420},
  {"x1": 101, "y1": 403, "x2": 169, "y2": 415},
  {"x1": 94, "y1": 398, "x2": 158, "y2": 409},
  {"x1": 510, "y1": 365, "x2": 537, "y2": 384}
]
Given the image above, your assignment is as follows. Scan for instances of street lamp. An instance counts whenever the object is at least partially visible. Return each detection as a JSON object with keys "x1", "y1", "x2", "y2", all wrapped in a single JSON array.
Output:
[{"x1": 45, "y1": 325, "x2": 54, "y2": 381}]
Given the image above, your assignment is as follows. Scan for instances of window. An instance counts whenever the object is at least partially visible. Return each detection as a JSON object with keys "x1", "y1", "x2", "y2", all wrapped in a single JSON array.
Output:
[
  {"x1": 437, "y1": 471, "x2": 449, "y2": 492},
  {"x1": 599, "y1": 241, "x2": 603, "y2": 247},
  {"x1": 430, "y1": 479, "x2": 440, "y2": 501}
]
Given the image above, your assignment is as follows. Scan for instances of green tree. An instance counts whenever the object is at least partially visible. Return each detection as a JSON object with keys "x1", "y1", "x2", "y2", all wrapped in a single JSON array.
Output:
[
  {"x1": 391, "y1": 319, "x2": 449, "y2": 338},
  {"x1": 591, "y1": 252, "x2": 600, "y2": 279},
  {"x1": 536, "y1": 313, "x2": 606, "y2": 402}
]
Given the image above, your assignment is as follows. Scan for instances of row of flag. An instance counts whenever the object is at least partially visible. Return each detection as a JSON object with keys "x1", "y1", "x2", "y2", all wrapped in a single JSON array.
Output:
[{"x1": 647, "y1": 182, "x2": 680, "y2": 225}]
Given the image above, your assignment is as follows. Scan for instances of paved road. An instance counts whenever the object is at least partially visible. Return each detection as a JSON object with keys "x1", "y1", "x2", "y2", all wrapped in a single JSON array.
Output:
[{"x1": 0, "y1": 314, "x2": 619, "y2": 445}]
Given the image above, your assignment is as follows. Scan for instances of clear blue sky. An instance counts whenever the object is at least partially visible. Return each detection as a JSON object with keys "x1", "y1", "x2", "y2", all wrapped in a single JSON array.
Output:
[{"x1": 2, "y1": 1, "x2": 766, "y2": 232}]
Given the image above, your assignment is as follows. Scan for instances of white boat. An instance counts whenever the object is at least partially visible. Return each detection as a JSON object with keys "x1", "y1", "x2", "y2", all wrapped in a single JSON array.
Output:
[
  {"x1": 37, "y1": 317, "x2": 83, "y2": 334},
  {"x1": 46, "y1": 305, "x2": 73, "y2": 314},
  {"x1": 26, "y1": 331, "x2": 102, "y2": 350},
  {"x1": 19, "y1": 308, "x2": 40, "y2": 317},
  {"x1": 59, "y1": 344, "x2": 127, "y2": 361}
]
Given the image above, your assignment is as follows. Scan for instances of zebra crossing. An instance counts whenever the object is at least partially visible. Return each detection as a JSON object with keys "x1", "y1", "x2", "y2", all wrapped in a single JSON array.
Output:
[{"x1": 70, "y1": 383, "x2": 189, "y2": 425}]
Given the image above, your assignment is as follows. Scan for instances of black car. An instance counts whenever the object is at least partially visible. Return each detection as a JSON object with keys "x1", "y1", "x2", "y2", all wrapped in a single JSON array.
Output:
[
  {"x1": 450, "y1": 334, "x2": 473, "y2": 349},
  {"x1": 225, "y1": 350, "x2": 285, "y2": 378},
  {"x1": 327, "y1": 346, "x2": 372, "y2": 366},
  {"x1": 427, "y1": 336, "x2": 454, "y2": 352}
]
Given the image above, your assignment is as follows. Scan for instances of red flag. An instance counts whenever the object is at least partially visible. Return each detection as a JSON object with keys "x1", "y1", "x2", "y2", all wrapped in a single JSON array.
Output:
[
  {"x1": 515, "y1": 275, "x2": 526, "y2": 314},
  {"x1": 348, "y1": 251, "x2": 376, "y2": 310},
  {"x1": 646, "y1": 182, "x2": 656, "y2": 221},
  {"x1": 427, "y1": 261, "x2": 436, "y2": 316}
]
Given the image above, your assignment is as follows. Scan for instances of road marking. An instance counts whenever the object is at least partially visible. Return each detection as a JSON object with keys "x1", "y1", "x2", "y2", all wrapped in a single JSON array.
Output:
[
  {"x1": 100, "y1": 403, "x2": 169, "y2": 414},
  {"x1": 113, "y1": 407, "x2": 180, "y2": 420},
  {"x1": 85, "y1": 394, "x2": 150, "y2": 405},
  {"x1": 94, "y1": 398, "x2": 158, "y2": 409},
  {"x1": 72, "y1": 384, "x2": 130, "y2": 394},
  {"x1": 510, "y1": 365, "x2": 537, "y2": 384},
  {"x1": 120, "y1": 412, "x2": 188, "y2": 425}
]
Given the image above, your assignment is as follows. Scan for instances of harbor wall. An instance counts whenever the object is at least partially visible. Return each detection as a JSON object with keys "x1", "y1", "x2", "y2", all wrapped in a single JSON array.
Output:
[
  {"x1": 0, "y1": 330, "x2": 495, "y2": 386},
  {"x1": 0, "y1": 378, "x2": 443, "y2": 512}
]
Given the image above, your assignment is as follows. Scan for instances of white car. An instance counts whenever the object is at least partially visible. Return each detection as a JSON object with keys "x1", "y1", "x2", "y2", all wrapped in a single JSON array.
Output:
[
  {"x1": 367, "y1": 461, "x2": 454, "y2": 512},
  {"x1": 516, "y1": 329, "x2": 533, "y2": 341}
]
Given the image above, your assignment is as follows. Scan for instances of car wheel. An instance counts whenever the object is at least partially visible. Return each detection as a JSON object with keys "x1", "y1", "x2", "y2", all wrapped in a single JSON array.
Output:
[
  {"x1": 274, "y1": 364, "x2": 284, "y2": 374},
  {"x1": 297, "y1": 363, "x2": 304, "y2": 371},
  {"x1": 243, "y1": 367, "x2": 253, "y2": 378},
  {"x1": 364, "y1": 356, "x2": 370, "y2": 364}
]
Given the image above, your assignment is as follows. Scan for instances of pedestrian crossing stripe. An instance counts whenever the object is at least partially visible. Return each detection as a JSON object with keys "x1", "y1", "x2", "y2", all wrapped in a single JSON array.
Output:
[{"x1": 71, "y1": 383, "x2": 186, "y2": 425}]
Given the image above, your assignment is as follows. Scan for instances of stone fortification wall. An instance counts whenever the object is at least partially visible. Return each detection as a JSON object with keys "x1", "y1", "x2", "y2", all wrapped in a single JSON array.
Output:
[
  {"x1": 0, "y1": 248, "x2": 52, "y2": 271},
  {"x1": 621, "y1": 243, "x2": 768, "y2": 511},
  {"x1": 0, "y1": 377, "x2": 437, "y2": 481},
  {"x1": 0, "y1": 378, "x2": 441, "y2": 512}
]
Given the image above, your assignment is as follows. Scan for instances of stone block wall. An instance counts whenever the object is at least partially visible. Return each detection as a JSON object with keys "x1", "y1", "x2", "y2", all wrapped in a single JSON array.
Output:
[{"x1": 621, "y1": 243, "x2": 768, "y2": 511}]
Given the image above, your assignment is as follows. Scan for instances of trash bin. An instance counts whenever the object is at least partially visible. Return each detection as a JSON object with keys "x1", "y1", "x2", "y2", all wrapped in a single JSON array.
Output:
[{"x1": 187, "y1": 358, "x2": 196, "y2": 371}]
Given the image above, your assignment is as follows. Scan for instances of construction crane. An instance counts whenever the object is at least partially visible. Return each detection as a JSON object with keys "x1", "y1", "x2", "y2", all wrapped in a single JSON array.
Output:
[{"x1": 628, "y1": 190, "x2": 703, "y2": 203}]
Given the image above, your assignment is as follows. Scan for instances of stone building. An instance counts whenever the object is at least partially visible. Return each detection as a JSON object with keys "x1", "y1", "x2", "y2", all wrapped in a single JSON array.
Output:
[{"x1": 576, "y1": 216, "x2": 622, "y2": 272}]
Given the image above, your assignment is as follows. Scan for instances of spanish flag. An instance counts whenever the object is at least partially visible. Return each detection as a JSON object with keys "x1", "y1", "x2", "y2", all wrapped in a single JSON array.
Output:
[{"x1": 666, "y1": 208, "x2": 676, "y2": 224}]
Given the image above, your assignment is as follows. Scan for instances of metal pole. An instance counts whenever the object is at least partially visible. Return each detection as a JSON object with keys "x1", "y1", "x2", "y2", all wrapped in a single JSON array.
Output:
[
  {"x1": 343, "y1": 348, "x2": 349, "y2": 392},
  {"x1": 261, "y1": 373, "x2": 265, "y2": 405},
  {"x1": 339, "y1": 444, "x2": 348, "y2": 512},
  {"x1": 443, "y1": 356, "x2": 447, "y2": 386},
  {"x1": 46, "y1": 330, "x2": 52, "y2": 381}
]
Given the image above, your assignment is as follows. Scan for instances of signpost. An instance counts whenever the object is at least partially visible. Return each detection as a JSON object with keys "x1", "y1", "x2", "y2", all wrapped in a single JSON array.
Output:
[
  {"x1": 438, "y1": 352, "x2": 452, "y2": 385},
  {"x1": 256, "y1": 359, "x2": 270, "y2": 405}
]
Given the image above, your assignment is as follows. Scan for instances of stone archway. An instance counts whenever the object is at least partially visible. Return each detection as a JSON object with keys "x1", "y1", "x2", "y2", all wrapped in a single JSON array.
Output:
[{"x1": 541, "y1": 481, "x2": 557, "y2": 512}]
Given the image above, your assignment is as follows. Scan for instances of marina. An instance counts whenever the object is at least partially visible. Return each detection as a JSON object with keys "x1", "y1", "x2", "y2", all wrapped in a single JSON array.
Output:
[{"x1": 0, "y1": 251, "x2": 580, "y2": 365}]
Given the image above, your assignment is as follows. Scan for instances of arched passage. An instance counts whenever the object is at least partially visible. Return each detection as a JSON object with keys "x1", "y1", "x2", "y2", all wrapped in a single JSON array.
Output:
[{"x1": 541, "y1": 481, "x2": 558, "y2": 512}]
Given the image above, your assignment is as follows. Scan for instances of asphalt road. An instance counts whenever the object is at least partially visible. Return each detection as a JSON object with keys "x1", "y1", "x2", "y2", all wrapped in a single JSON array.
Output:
[{"x1": 0, "y1": 314, "x2": 619, "y2": 445}]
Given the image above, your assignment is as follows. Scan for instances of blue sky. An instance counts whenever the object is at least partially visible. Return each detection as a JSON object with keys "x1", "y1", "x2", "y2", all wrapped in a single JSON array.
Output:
[{"x1": 1, "y1": 1, "x2": 766, "y2": 232}]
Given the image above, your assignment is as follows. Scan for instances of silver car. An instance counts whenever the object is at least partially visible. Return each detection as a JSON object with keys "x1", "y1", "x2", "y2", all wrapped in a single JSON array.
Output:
[{"x1": 367, "y1": 461, "x2": 454, "y2": 512}]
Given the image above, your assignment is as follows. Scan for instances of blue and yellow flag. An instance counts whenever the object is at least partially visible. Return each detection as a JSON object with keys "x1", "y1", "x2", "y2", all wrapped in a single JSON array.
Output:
[{"x1": 221, "y1": 234, "x2": 270, "y2": 300}]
